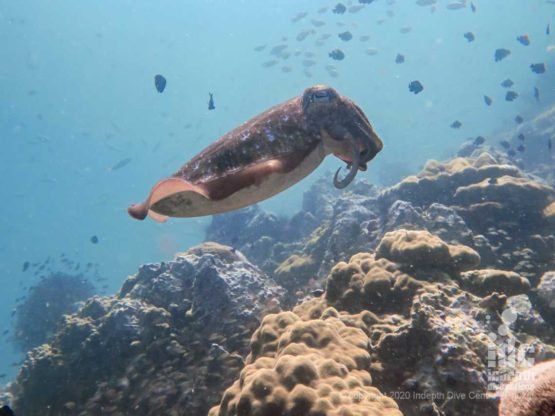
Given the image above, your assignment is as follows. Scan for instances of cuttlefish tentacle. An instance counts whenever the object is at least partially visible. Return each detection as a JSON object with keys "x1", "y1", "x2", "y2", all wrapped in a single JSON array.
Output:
[
  {"x1": 128, "y1": 84, "x2": 383, "y2": 221},
  {"x1": 333, "y1": 138, "x2": 361, "y2": 189}
]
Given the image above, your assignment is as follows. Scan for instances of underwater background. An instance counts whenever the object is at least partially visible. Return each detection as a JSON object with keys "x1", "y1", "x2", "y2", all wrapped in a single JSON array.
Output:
[{"x1": 1, "y1": 0, "x2": 555, "y2": 415}]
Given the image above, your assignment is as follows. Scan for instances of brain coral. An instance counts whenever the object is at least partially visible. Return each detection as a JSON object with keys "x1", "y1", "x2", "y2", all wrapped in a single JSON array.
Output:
[
  {"x1": 209, "y1": 309, "x2": 402, "y2": 416},
  {"x1": 375, "y1": 229, "x2": 480, "y2": 272},
  {"x1": 498, "y1": 359, "x2": 555, "y2": 416}
]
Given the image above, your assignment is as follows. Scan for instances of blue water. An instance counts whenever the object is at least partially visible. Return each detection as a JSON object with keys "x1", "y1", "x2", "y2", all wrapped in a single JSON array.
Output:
[{"x1": 0, "y1": 0, "x2": 552, "y2": 380}]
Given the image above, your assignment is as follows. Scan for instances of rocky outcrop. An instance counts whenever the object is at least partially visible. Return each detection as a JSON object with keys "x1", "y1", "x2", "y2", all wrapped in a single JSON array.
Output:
[{"x1": 11, "y1": 243, "x2": 283, "y2": 416}]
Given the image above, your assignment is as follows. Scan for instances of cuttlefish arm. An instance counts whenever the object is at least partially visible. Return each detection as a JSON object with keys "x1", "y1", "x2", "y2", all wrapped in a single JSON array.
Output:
[{"x1": 128, "y1": 84, "x2": 383, "y2": 221}]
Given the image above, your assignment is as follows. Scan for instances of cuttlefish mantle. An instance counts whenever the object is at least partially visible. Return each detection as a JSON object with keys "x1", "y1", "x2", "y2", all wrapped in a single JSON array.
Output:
[{"x1": 128, "y1": 85, "x2": 383, "y2": 222}]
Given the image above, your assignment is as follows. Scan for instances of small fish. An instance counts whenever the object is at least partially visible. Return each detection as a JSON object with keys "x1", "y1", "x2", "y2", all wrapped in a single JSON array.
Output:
[
  {"x1": 349, "y1": 4, "x2": 364, "y2": 13},
  {"x1": 296, "y1": 29, "x2": 315, "y2": 41},
  {"x1": 514, "y1": 115, "x2": 523, "y2": 124},
  {"x1": 494, "y1": 48, "x2": 511, "y2": 62},
  {"x1": 395, "y1": 53, "x2": 405, "y2": 64},
  {"x1": 547, "y1": 24, "x2": 551, "y2": 35},
  {"x1": 450, "y1": 120, "x2": 462, "y2": 129},
  {"x1": 2, "y1": 329, "x2": 8, "y2": 335},
  {"x1": 488, "y1": 177, "x2": 497, "y2": 185},
  {"x1": 0, "y1": 373, "x2": 6, "y2": 379},
  {"x1": 500, "y1": 140, "x2": 511, "y2": 149},
  {"x1": 311, "y1": 19, "x2": 325, "y2": 27},
  {"x1": 530, "y1": 63, "x2": 546, "y2": 74},
  {"x1": 329, "y1": 49, "x2": 345, "y2": 60},
  {"x1": 291, "y1": 11, "x2": 308, "y2": 23},
  {"x1": 208, "y1": 93, "x2": 215, "y2": 110},
  {"x1": 507, "y1": 149, "x2": 516, "y2": 158},
  {"x1": 333, "y1": 3, "x2": 346, "y2": 14},
  {"x1": 262, "y1": 60, "x2": 278, "y2": 68},
  {"x1": 470, "y1": 2, "x2": 476, "y2": 12},
  {"x1": 90, "y1": 235, "x2": 99, "y2": 244},
  {"x1": 484, "y1": 95, "x2": 492, "y2": 106},
  {"x1": 400, "y1": 27, "x2": 412, "y2": 34},
  {"x1": 253, "y1": 45, "x2": 266, "y2": 52},
  {"x1": 505, "y1": 91, "x2": 518, "y2": 101},
  {"x1": 534, "y1": 87, "x2": 540, "y2": 101},
  {"x1": 446, "y1": 1, "x2": 466, "y2": 10},
  {"x1": 110, "y1": 157, "x2": 132, "y2": 171},
  {"x1": 154, "y1": 74, "x2": 166, "y2": 93},
  {"x1": 516, "y1": 34, "x2": 530, "y2": 46},
  {"x1": 464, "y1": 32, "x2": 475, "y2": 42},
  {"x1": 409, "y1": 80, "x2": 424, "y2": 94},
  {"x1": 517, "y1": 144, "x2": 526, "y2": 152},
  {"x1": 359, "y1": 35, "x2": 371, "y2": 41},
  {"x1": 473, "y1": 136, "x2": 485, "y2": 145},
  {"x1": 548, "y1": 138, "x2": 552, "y2": 150},
  {"x1": 517, "y1": 133, "x2": 525, "y2": 141},
  {"x1": 22, "y1": 261, "x2": 30, "y2": 272},
  {"x1": 365, "y1": 48, "x2": 378, "y2": 56},
  {"x1": 338, "y1": 31, "x2": 353, "y2": 41},
  {"x1": 500, "y1": 79, "x2": 514, "y2": 88}
]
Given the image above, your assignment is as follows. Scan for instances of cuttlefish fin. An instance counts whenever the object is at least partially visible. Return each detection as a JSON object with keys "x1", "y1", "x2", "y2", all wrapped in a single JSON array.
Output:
[{"x1": 128, "y1": 177, "x2": 209, "y2": 222}]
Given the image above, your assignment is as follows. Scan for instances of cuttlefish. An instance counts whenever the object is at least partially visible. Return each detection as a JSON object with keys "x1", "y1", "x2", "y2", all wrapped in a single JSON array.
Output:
[{"x1": 128, "y1": 85, "x2": 383, "y2": 222}]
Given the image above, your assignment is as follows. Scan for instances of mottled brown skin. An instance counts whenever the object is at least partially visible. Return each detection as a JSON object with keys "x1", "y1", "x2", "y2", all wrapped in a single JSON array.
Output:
[{"x1": 128, "y1": 85, "x2": 383, "y2": 221}]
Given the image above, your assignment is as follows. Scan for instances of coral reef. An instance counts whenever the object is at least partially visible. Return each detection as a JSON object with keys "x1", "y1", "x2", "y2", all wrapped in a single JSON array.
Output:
[
  {"x1": 11, "y1": 243, "x2": 283, "y2": 416},
  {"x1": 498, "y1": 359, "x2": 555, "y2": 416},
  {"x1": 13, "y1": 272, "x2": 95, "y2": 351},
  {"x1": 211, "y1": 232, "x2": 555, "y2": 416}
]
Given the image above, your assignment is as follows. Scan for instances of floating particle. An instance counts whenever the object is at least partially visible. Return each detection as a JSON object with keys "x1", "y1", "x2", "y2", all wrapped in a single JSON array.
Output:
[
  {"x1": 530, "y1": 63, "x2": 546, "y2": 73},
  {"x1": 154, "y1": 74, "x2": 166, "y2": 93},
  {"x1": 329, "y1": 49, "x2": 345, "y2": 60},
  {"x1": 464, "y1": 32, "x2": 475, "y2": 42},
  {"x1": 333, "y1": 3, "x2": 346, "y2": 14},
  {"x1": 494, "y1": 48, "x2": 511, "y2": 62},
  {"x1": 409, "y1": 80, "x2": 423, "y2": 94},
  {"x1": 484, "y1": 95, "x2": 492, "y2": 106},
  {"x1": 505, "y1": 91, "x2": 518, "y2": 101},
  {"x1": 500, "y1": 79, "x2": 514, "y2": 88},
  {"x1": 338, "y1": 31, "x2": 353, "y2": 41},
  {"x1": 473, "y1": 136, "x2": 485, "y2": 145},
  {"x1": 516, "y1": 34, "x2": 530, "y2": 46}
]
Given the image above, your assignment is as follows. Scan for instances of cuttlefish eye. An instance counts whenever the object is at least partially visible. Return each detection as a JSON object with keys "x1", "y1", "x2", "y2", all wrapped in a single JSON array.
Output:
[
  {"x1": 302, "y1": 85, "x2": 338, "y2": 111},
  {"x1": 312, "y1": 90, "x2": 332, "y2": 103}
]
